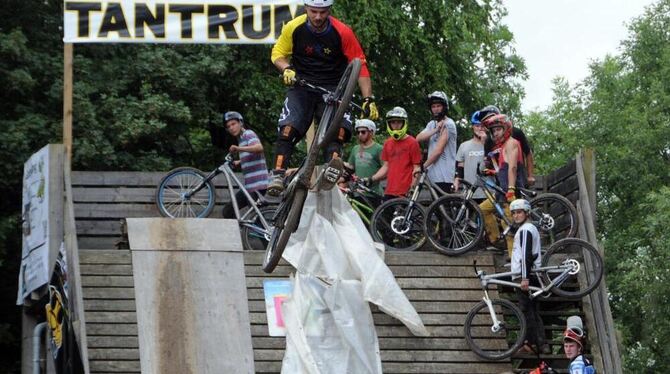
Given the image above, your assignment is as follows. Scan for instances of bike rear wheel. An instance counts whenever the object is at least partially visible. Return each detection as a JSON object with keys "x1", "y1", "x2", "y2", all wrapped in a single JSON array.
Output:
[
  {"x1": 156, "y1": 167, "x2": 216, "y2": 218},
  {"x1": 541, "y1": 238, "x2": 603, "y2": 299},
  {"x1": 315, "y1": 58, "x2": 361, "y2": 148},
  {"x1": 529, "y1": 193, "x2": 578, "y2": 247},
  {"x1": 424, "y1": 195, "x2": 484, "y2": 256},
  {"x1": 241, "y1": 205, "x2": 277, "y2": 251},
  {"x1": 262, "y1": 188, "x2": 307, "y2": 273},
  {"x1": 464, "y1": 298, "x2": 527, "y2": 361},
  {"x1": 370, "y1": 198, "x2": 426, "y2": 251}
]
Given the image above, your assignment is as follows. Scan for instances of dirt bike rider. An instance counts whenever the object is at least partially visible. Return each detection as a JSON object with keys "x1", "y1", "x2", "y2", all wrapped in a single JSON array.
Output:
[{"x1": 267, "y1": 0, "x2": 379, "y2": 196}]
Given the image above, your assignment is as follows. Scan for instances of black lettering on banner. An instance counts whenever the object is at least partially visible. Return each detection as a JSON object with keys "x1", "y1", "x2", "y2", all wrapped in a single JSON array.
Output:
[
  {"x1": 169, "y1": 4, "x2": 205, "y2": 39},
  {"x1": 135, "y1": 3, "x2": 166, "y2": 38},
  {"x1": 207, "y1": 5, "x2": 238, "y2": 40},
  {"x1": 99, "y1": 3, "x2": 131, "y2": 38},
  {"x1": 241, "y1": 5, "x2": 270, "y2": 40},
  {"x1": 273, "y1": 5, "x2": 304, "y2": 39},
  {"x1": 65, "y1": 2, "x2": 102, "y2": 37}
]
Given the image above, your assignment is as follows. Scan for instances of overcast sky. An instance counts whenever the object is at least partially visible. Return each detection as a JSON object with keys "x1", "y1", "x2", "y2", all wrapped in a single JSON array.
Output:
[{"x1": 503, "y1": 0, "x2": 657, "y2": 112}]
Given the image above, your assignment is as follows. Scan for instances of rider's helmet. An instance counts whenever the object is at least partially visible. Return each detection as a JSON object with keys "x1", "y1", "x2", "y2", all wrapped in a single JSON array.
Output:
[
  {"x1": 563, "y1": 328, "x2": 584, "y2": 350},
  {"x1": 355, "y1": 119, "x2": 376, "y2": 134},
  {"x1": 385, "y1": 106, "x2": 409, "y2": 140},
  {"x1": 471, "y1": 111, "x2": 481, "y2": 125},
  {"x1": 428, "y1": 91, "x2": 449, "y2": 119},
  {"x1": 482, "y1": 113, "x2": 512, "y2": 144},
  {"x1": 224, "y1": 111, "x2": 244, "y2": 124},
  {"x1": 303, "y1": 0, "x2": 333, "y2": 7},
  {"x1": 478, "y1": 105, "x2": 501, "y2": 122},
  {"x1": 510, "y1": 199, "x2": 531, "y2": 213}
]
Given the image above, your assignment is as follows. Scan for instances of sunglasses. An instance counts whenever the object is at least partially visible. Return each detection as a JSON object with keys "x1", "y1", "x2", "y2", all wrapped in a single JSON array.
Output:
[{"x1": 356, "y1": 130, "x2": 369, "y2": 135}]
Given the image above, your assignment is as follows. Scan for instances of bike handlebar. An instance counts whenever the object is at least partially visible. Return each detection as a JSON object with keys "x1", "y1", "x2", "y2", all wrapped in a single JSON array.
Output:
[{"x1": 291, "y1": 77, "x2": 365, "y2": 113}]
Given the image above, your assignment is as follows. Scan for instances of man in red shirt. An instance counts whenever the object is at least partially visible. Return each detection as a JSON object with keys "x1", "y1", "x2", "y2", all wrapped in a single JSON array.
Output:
[{"x1": 363, "y1": 107, "x2": 422, "y2": 201}]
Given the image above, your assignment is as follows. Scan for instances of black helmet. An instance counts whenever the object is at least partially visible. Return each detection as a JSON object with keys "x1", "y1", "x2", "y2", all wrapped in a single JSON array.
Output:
[
  {"x1": 224, "y1": 111, "x2": 244, "y2": 124},
  {"x1": 477, "y1": 105, "x2": 500, "y2": 122}
]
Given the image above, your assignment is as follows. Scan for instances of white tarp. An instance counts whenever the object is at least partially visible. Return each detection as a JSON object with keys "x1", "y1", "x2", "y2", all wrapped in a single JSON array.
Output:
[{"x1": 280, "y1": 188, "x2": 429, "y2": 374}]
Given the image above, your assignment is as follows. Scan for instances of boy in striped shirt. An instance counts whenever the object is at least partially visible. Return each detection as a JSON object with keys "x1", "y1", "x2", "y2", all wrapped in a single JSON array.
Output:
[{"x1": 222, "y1": 111, "x2": 269, "y2": 218}]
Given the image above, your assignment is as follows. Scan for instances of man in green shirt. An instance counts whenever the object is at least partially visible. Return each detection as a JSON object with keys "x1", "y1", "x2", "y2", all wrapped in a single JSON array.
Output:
[{"x1": 346, "y1": 119, "x2": 383, "y2": 195}]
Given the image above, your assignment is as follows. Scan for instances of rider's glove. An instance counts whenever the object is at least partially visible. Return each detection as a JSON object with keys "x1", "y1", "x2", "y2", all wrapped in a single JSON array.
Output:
[
  {"x1": 361, "y1": 96, "x2": 379, "y2": 121},
  {"x1": 282, "y1": 66, "x2": 296, "y2": 86},
  {"x1": 360, "y1": 177, "x2": 372, "y2": 187},
  {"x1": 506, "y1": 187, "x2": 516, "y2": 202}
]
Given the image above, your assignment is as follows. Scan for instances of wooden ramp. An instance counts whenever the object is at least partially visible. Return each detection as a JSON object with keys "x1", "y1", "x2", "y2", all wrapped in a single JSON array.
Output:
[{"x1": 80, "y1": 249, "x2": 513, "y2": 373}]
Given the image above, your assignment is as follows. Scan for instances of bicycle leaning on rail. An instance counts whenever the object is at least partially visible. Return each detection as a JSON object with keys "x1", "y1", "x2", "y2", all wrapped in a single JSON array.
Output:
[
  {"x1": 369, "y1": 167, "x2": 447, "y2": 251},
  {"x1": 424, "y1": 166, "x2": 578, "y2": 256},
  {"x1": 155, "y1": 153, "x2": 276, "y2": 252},
  {"x1": 463, "y1": 238, "x2": 603, "y2": 361},
  {"x1": 262, "y1": 58, "x2": 362, "y2": 273}
]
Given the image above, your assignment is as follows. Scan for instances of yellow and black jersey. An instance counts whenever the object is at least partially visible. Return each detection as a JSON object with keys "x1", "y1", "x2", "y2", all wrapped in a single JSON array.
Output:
[{"x1": 271, "y1": 14, "x2": 370, "y2": 85}]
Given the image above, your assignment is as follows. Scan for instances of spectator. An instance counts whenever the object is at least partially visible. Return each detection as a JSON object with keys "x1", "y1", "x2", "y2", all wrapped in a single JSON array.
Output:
[
  {"x1": 346, "y1": 119, "x2": 383, "y2": 195},
  {"x1": 454, "y1": 111, "x2": 487, "y2": 203},
  {"x1": 564, "y1": 316, "x2": 596, "y2": 373}
]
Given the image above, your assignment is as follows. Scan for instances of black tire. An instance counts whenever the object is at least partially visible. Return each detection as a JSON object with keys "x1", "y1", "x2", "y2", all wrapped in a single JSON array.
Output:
[
  {"x1": 529, "y1": 193, "x2": 578, "y2": 247},
  {"x1": 262, "y1": 188, "x2": 308, "y2": 273},
  {"x1": 464, "y1": 298, "x2": 527, "y2": 361},
  {"x1": 315, "y1": 58, "x2": 361, "y2": 148},
  {"x1": 241, "y1": 205, "x2": 277, "y2": 251},
  {"x1": 156, "y1": 167, "x2": 216, "y2": 218},
  {"x1": 424, "y1": 195, "x2": 484, "y2": 256},
  {"x1": 370, "y1": 198, "x2": 426, "y2": 251},
  {"x1": 541, "y1": 238, "x2": 603, "y2": 299}
]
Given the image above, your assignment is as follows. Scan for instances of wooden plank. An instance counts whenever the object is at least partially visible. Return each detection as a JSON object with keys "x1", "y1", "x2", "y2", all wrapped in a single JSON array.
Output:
[
  {"x1": 75, "y1": 203, "x2": 160, "y2": 218},
  {"x1": 73, "y1": 186, "x2": 234, "y2": 204},
  {"x1": 88, "y1": 360, "x2": 141, "y2": 372},
  {"x1": 82, "y1": 275, "x2": 134, "y2": 287},
  {"x1": 72, "y1": 171, "x2": 242, "y2": 187},
  {"x1": 245, "y1": 277, "x2": 481, "y2": 290},
  {"x1": 86, "y1": 323, "x2": 138, "y2": 336},
  {"x1": 86, "y1": 311, "x2": 137, "y2": 324},
  {"x1": 87, "y1": 336, "x2": 138, "y2": 348},
  {"x1": 78, "y1": 237, "x2": 125, "y2": 251},
  {"x1": 89, "y1": 348, "x2": 140, "y2": 360},
  {"x1": 252, "y1": 361, "x2": 511, "y2": 374},
  {"x1": 548, "y1": 174, "x2": 579, "y2": 196},
  {"x1": 242, "y1": 250, "x2": 495, "y2": 266},
  {"x1": 244, "y1": 288, "x2": 486, "y2": 301},
  {"x1": 243, "y1": 264, "x2": 495, "y2": 278},
  {"x1": 83, "y1": 288, "x2": 135, "y2": 300},
  {"x1": 84, "y1": 299, "x2": 137, "y2": 312},
  {"x1": 77, "y1": 220, "x2": 125, "y2": 236},
  {"x1": 254, "y1": 349, "x2": 487, "y2": 362},
  {"x1": 248, "y1": 312, "x2": 468, "y2": 326},
  {"x1": 80, "y1": 250, "x2": 131, "y2": 264},
  {"x1": 545, "y1": 159, "x2": 576, "y2": 188}
]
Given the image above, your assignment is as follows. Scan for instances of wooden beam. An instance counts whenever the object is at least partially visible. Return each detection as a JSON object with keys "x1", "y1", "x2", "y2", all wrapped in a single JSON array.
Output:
[{"x1": 63, "y1": 43, "x2": 73, "y2": 163}]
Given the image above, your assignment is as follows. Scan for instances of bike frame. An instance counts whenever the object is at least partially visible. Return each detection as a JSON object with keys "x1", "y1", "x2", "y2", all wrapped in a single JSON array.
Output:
[
  {"x1": 185, "y1": 154, "x2": 272, "y2": 239},
  {"x1": 340, "y1": 180, "x2": 379, "y2": 226}
]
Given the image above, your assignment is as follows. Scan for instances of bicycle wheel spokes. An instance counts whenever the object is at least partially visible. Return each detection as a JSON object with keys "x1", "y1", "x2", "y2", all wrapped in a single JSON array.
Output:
[
  {"x1": 370, "y1": 198, "x2": 426, "y2": 251},
  {"x1": 156, "y1": 167, "x2": 216, "y2": 218},
  {"x1": 530, "y1": 194, "x2": 578, "y2": 247},
  {"x1": 541, "y1": 238, "x2": 603, "y2": 299},
  {"x1": 464, "y1": 299, "x2": 526, "y2": 361},
  {"x1": 241, "y1": 206, "x2": 277, "y2": 251},
  {"x1": 425, "y1": 196, "x2": 484, "y2": 256}
]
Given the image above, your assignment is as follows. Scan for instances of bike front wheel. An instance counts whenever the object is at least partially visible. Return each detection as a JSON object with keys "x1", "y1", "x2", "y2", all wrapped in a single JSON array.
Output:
[
  {"x1": 263, "y1": 188, "x2": 308, "y2": 273},
  {"x1": 529, "y1": 193, "x2": 578, "y2": 247},
  {"x1": 370, "y1": 198, "x2": 426, "y2": 251},
  {"x1": 241, "y1": 205, "x2": 277, "y2": 251},
  {"x1": 424, "y1": 195, "x2": 484, "y2": 256},
  {"x1": 541, "y1": 238, "x2": 603, "y2": 299},
  {"x1": 464, "y1": 298, "x2": 527, "y2": 361},
  {"x1": 156, "y1": 167, "x2": 216, "y2": 218}
]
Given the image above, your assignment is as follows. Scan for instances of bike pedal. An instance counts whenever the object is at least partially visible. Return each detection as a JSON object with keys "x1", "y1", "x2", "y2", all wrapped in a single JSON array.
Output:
[{"x1": 316, "y1": 158, "x2": 344, "y2": 191}]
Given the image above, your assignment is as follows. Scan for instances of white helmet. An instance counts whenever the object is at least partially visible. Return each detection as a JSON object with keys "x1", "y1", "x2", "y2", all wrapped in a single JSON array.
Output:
[
  {"x1": 304, "y1": 0, "x2": 333, "y2": 7},
  {"x1": 510, "y1": 199, "x2": 531, "y2": 212},
  {"x1": 355, "y1": 119, "x2": 376, "y2": 133}
]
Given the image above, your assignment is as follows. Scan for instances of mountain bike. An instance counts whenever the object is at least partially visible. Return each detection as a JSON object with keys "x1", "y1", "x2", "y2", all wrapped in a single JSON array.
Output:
[
  {"x1": 369, "y1": 168, "x2": 447, "y2": 251},
  {"x1": 463, "y1": 238, "x2": 603, "y2": 361},
  {"x1": 262, "y1": 58, "x2": 362, "y2": 273},
  {"x1": 338, "y1": 176, "x2": 381, "y2": 228},
  {"x1": 155, "y1": 153, "x2": 276, "y2": 251},
  {"x1": 424, "y1": 167, "x2": 578, "y2": 255}
]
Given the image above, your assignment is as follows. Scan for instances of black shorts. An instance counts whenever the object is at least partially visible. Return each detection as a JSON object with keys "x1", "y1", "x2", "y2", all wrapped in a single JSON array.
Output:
[{"x1": 277, "y1": 85, "x2": 353, "y2": 137}]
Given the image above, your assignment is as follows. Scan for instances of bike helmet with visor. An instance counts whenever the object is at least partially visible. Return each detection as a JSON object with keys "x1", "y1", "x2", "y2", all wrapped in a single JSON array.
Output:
[
  {"x1": 563, "y1": 328, "x2": 584, "y2": 350},
  {"x1": 355, "y1": 119, "x2": 376, "y2": 133},
  {"x1": 510, "y1": 199, "x2": 531, "y2": 213},
  {"x1": 304, "y1": 0, "x2": 333, "y2": 7},
  {"x1": 482, "y1": 113, "x2": 513, "y2": 145},
  {"x1": 386, "y1": 106, "x2": 409, "y2": 140},
  {"x1": 471, "y1": 111, "x2": 481, "y2": 125},
  {"x1": 428, "y1": 91, "x2": 449, "y2": 119},
  {"x1": 224, "y1": 111, "x2": 244, "y2": 124}
]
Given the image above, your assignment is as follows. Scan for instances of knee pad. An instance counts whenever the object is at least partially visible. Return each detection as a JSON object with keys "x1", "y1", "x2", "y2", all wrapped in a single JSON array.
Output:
[
  {"x1": 337, "y1": 127, "x2": 352, "y2": 143},
  {"x1": 275, "y1": 125, "x2": 301, "y2": 169},
  {"x1": 278, "y1": 125, "x2": 300, "y2": 144}
]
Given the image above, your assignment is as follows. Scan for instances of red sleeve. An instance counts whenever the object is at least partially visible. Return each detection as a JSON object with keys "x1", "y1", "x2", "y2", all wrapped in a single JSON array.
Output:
[
  {"x1": 330, "y1": 17, "x2": 370, "y2": 78},
  {"x1": 381, "y1": 141, "x2": 390, "y2": 162},
  {"x1": 410, "y1": 138, "x2": 422, "y2": 164}
]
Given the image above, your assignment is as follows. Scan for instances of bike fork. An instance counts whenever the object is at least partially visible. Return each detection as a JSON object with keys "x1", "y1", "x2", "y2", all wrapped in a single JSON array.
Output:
[{"x1": 482, "y1": 290, "x2": 503, "y2": 333}]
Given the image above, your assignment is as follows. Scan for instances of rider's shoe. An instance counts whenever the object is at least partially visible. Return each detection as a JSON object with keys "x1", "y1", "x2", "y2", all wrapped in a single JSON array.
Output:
[
  {"x1": 316, "y1": 157, "x2": 344, "y2": 191},
  {"x1": 267, "y1": 169, "x2": 286, "y2": 196}
]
